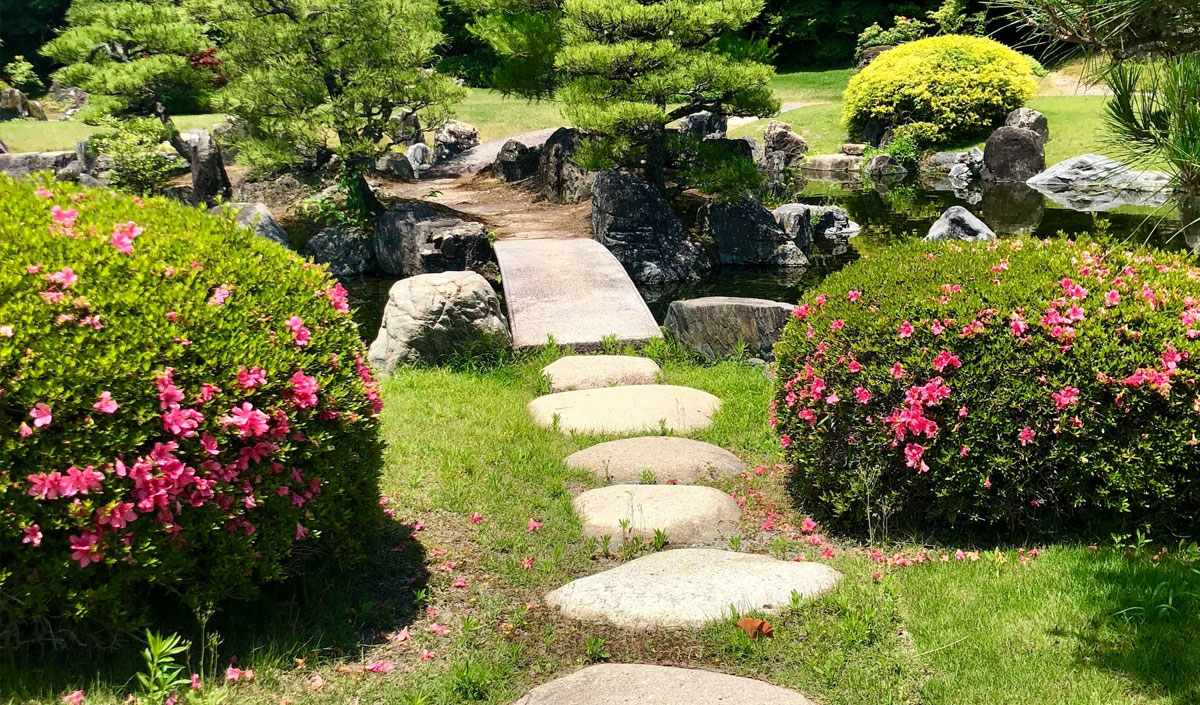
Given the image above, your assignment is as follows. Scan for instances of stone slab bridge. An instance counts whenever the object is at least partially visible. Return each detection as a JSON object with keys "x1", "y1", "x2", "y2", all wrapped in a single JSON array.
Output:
[{"x1": 494, "y1": 238, "x2": 662, "y2": 350}]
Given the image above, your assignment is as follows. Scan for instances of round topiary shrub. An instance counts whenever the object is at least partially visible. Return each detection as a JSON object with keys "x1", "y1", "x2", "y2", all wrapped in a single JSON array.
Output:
[
  {"x1": 842, "y1": 35, "x2": 1036, "y2": 144},
  {"x1": 0, "y1": 177, "x2": 384, "y2": 640},
  {"x1": 773, "y1": 237, "x2": 1200, "y2": 538}
]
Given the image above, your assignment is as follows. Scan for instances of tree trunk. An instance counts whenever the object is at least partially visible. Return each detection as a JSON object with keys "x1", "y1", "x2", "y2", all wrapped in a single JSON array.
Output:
[{"x1": 344, "y1": 166, "x2": 385, "y2": 217}]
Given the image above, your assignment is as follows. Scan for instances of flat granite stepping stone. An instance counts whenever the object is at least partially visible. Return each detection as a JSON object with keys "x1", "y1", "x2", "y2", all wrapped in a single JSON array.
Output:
[
  {"x1": 543, "y1": 355, "x2": 661, "y2": 392},
  {"x1": 511, "y1": 663, "x2": 816, "y2": 705},
  {"x1": 545, "y1": 548, "x2": 841, "y2": 628},
  {"x1": 528, "y1": 385, "x2": 720, "y2": 434},
  {"x1": 565, "y1": 436, "x2": 745, "y2": 484},
  {"x1": 574, "y1": 485, "x2": 740, "y2": 546}
]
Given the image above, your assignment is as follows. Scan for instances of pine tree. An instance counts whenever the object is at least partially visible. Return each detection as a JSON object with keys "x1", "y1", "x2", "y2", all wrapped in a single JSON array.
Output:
[
  {"x1": 40, "y1": 0, "x2": 220, "y2": 159},
  {"x1": 211, "y1": 0, "x2": 466, "y2": 214},
  {"x1": 555, "y1": 0, "x2": 778, "y2": 180}
]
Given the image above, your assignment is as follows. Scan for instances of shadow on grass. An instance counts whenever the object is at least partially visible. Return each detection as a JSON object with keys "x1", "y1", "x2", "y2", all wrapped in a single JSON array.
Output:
[
  {"x1": 0, "y1": 521, "x2": 429, "y2": 701},
  {"x1": 1065, "y1": 545, "x2": 1200, "y2": 702}
]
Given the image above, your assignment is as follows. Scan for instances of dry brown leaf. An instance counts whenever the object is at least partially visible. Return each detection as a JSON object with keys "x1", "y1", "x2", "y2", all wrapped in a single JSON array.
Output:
[{"x1": 736, "y1": 617, "x2": 775, "y2": 639}]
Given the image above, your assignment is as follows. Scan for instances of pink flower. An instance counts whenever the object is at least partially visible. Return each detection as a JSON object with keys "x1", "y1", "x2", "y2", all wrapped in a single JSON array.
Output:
[
  {"x1": 830, "y1": 319, "x2": 845, "y2": 332},
  {"x1": 190, "y1": 674, "x2": 202, "y2": 691},
  {"x1": 418, "y1": 650, "x2": 436, "y2": 662},
  {"x1": 295, "y1": 523, "x2": 310, "y2": 540},
  {"x1": 854, "y1": 387, "x2": 872, "y2": 404},
  {"x1": 792, "y1": 304, "x2": 810, "y2": 320},
  {"x1": 46, "y1": 267, "x2": 78, "y2": 288},
  {"x1": 527, "y1": 518, "x2": 543, "y2": 532},
  {"x1": 364, "y1": 660, "x2": 393, "y2": 674},
  {"x1": 470, "y1": 512, "x2": 484, "y2": 524},
  {"x1": 1051, "y1": 386, "x2": 1080, "y2": 410},
  {"x1": 930, "y1": 320, "x2": 945, "y2": 335},
  {"x1": 846, "y1": 290, "x2": 862, "y2": 302},
  {"x1": 1009, "y1": 314, "x2": 1028, "y2": 336},
  {"x1": 163, "y1": 406, "x2": 204, "y2": 437},
  {"x1": 428, "y1": 623, "x2": 449, "y2": 635},
  {"x1": 1018, "y1": 426, "x2": 1036, "y2": 446},
  {"x1": 222, "y1": 402, "x2": 270, "y2": 437},
  {"x1": 236, "y1": 366, "x2": 267, "y2": 390},
  {"x1": 959, "y1": 445, "x2": 970, "y2": 457},
  {"x1": 452, "y1": 576, "x2": 467, "y2": 588},
  {"x1": 285, "y1": 316, "x2": 312, "y2": 347},
  {"x1": 51, "y1": 205, "x2": 78, "y2": 227},
  {"x1": 224, "y1": 667, "x2": 253, "y2": 682},
  {"x1": 35, "y1": 186, "x2": 54, "y2": 199},
  {"x1": 0, "y1": 324, "x2": 13, "y2": 338},
  {"x1": 69, "y1": 531, "x2": 103, "y2": 567},
  {"x1": 96, "y1": 502, "x2": 136, "y2": 530},
  {"x1": 18, "y1": 422, "x2": 33, "y2": 437},
  {"x1": 931, "y1": 351, "x2": 961, "y2": 372},
  {"x1": 27, "y1": 472, "x2": 63, "y2": 500},
  {"x1": 287, "y1": 370, "x2": 320, "y2": 408},
  {"x1": 520, "y1": 556, "x2": 535, "y2": 570},
  {"x1": 824, "y1": 393, "x2": 839, "y2": 404},
  {"x1": 904, "y1": 443, "x2": 929, "y2": 473},
  {"x1": 890, "y1": 363, "x2": 905, "y2": 379},
  {"x1": 22, "y1": 524, "x2": 43, "y2": 547},
  {"x1": 800, "y1": 517, "x2": 817, "y2": 533},
  {"x1": 61, "y1": 465, "x2": 103, "y2": 496},
  {"x1": 412, "y1": 519, "x2": 426, "y2": 532},
  {"x1": 898, "y1": 321, "x2": 914, "y2": 338},
  {"x1": 847, "y1": 359, "x2": 863, "y2": 373},
  {"x1": 779, "y1": 434, "x2": 792, "y2": 449},
  {"x1": 821, "y1": 546, "x2": 835, "y2": 559},
  {"x1": 29, "y1": 403, "x2": 52, "y2": 428},
  {"x1": 208, "y1": 286, "x2": 231, "y2": 306},
  {"x1": 61, "y1": 691, "x2": 84, "y2": 705},
  {"x1": 1104, "y1": 290, "x2": 1120, "y2": 307},
  {"x1": 814, "y1": 294, "x2": 827, "y2": 307},
  {"x1": 325, "y1": 283, "x2": 350, "y2": 313}
]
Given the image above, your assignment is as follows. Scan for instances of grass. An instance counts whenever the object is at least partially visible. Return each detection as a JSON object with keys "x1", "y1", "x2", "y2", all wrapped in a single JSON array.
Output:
[
  {"x1": 5, "y1": 345, "x2": 1197, "y2": 705},
  {"x1": 0, "y1": 114, "x2": 225, "y2": 153},
  {"x1": 452, "y1": 89, "x2": 565, "y2": 143}
]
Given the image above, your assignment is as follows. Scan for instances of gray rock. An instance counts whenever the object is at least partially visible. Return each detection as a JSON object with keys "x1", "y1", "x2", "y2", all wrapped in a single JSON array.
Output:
[
  {"x1": 801, "y1": 153, "x2": 863, "y2": 175},
  {"x1": 182, "y1": 129, "x2": 232, "y2": 206},
  {"x1": 701, "y1": 195, "x2": 808, "y2": 267},
  {"x1": 0, "y1": 89, "x2": 41, "y2": 120},
  {"x1": 163, "y1": 185, "x2": 195, "y2": 204},
  {"x1": 925, "y1": 206, "x2": 996, "y2": 241},
  {"x1": 760, "y1": 120, "x2": 807, "y2": 174},
  {"x1": 368, "y1": 271, "x2": 510, "y2": 370},
  {"x1": 545, "y1": 548, "x2": 842, "y2": 628},
  {"x1": 665, "y1": 296, "x2": 793, "y2": 360},
  {"x1": 982, "y1": 126, "x2": 1045, "y2": 183},
  {"x1": 512, "y1": 664, "x2": 818, "y2": 705},
  {"x1": 373, "y1": 203, "x2": 494, "y2": 278},
  {"x1": 495, "y1": 139, "x2": 540, "y2": 182},
  {"x1": 234, "y1": 172, "x2": 323, "y2": 208},
  {"x1": 1005, "y1": 107, "x2": 1050, "y2": 143},
  {"x1": 77, "y1": 174, "x2": 108, "y2": 188},
  {"x1": 772, "y1": 203, "x2": 859, "y2": 246},
  {"x1": 26, "y1": 100, "x2": 47, "y2": 121},
  {"x1": 769, "y1": 203, "x2": 814, "y2": 250},
  {"x1": 54, "y1": 160, "x2": 84, "y2": 182},
  {"x1": 527, "y1": 385, "x2": 721, "y2": 435},
  {"x1": 856, "y1": 44, "x2": 895, "y2": 69},
  {"x1": 0, "y1": 150, "x2": 75, "y2": 177},
  {"x1": 866, "y1": 153, "x2": 907, "y2": 178},
  {"x1": 538, "y1": 127, "x2": 595, "y2": 204},
  {"x1": 406, "y1": 143, "x2": 433, "y2": 173},
  {"x1": 565, "y1": 436, "x2": 746, "y2": 485},
  {"x1": 305, "y1": 227, "x2": 377, "y2": 277},
  {"x1": 49, "y1": 82, "x2": 88, "y2": 109},
  {"x1": 374, "y1": 152, "x2": 416, "y2": 180},
  {"x1": 591, "y1": 170, "x2": 710, "y2": 283},
  {"x1": 433, "y1": 119, "x2": 480, "y2": 162},
  {"x1": 679, "y1": 110, "x2": 727, "y2": 139},
  {"x1": 388, "y1": 108, "x2": 423, "y2": 146},
  {"x1": 573, "y1": 485, "x2": 741, "y2": 546},
  {"x1": 210, "y1": 202, "x2": 289, "y2": 247},
  {"x1": 542, "y1": 355, "x2": 661, "y2": 392},
  {"x1": 1025, "y1": 154, "x2": 1174, "y2": 211},
  {"x1": 842, "y1": 143, "x2": 867, "y2": 156}
]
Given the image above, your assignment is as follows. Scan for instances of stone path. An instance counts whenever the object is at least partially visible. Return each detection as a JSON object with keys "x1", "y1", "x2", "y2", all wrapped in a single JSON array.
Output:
[
  {"x1": 495, "y1": 238, "x2": 662, "y2": 350},
  {"x1": 545, "y1": 548, "x2": 842, "y2": 628},
  {"x1": 528, "y1": 385, "x2": 720, "y2": 434},
  {"x1": 726, "y1": 102, "x2": 810, "y2": 129},
  {"x1": 384, "y1": 176, "x2": 590, "y2": 240},
  {"x1": 543, "y1": 355, "x2": 661, "y2": 392},
  {"x1": 511, "y1": 664, "x2": 817, "y2": 705},
  {"x1": 574, "y1": 485, "x2": 740, "y2": 546},
  {"x1": 565, "y1": 436, "x2": 745, "y2": 484}
]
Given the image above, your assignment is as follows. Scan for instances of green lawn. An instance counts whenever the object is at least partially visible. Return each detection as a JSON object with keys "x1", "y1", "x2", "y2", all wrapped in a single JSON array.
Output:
[
  {"x1": 6, "y1": 347, "x2": 1195, "y2": 705},
  {"x1": 0, "y1": 114, "x2": 226, "y2": 153}
]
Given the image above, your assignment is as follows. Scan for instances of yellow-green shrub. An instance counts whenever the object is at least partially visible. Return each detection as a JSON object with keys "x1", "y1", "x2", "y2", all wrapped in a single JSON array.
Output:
[{"x1": 842, "y1": 35, "x2": 1036, "y2": 144}]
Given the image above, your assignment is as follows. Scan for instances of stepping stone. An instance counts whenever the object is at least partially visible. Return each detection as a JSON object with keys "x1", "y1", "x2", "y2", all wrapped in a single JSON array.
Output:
[
  {"x1": 511, "y1": 663, "x2": 816, "y2": 705},
  {"x1": 574, "y1": 485, "x2": 740, "y2": 546},
  {"x1": 528, "y1": 385, "x2": 720, "y2": 434},
  {"x1": 542, "y1": 355, "x2": 661, "y2": 392},
  {"x1": 545, "y1": 548, "x2": 841, "y2": 629},
  {"x1": 566, "y1": 436, "x2": 745, "y2": 484}
]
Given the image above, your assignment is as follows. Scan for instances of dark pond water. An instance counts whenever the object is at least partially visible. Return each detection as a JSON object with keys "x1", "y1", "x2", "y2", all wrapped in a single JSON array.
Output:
[{"x1": 342, "y1": 176, "x2": 1195, "y2": 335}]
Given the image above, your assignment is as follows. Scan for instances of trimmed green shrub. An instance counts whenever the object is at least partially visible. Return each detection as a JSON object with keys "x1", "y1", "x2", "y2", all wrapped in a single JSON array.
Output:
[
  {"x1": 3, "y1": 56, "x2": 44, "y2": 97},
  {"x1": 0, "y1": 177, "x2": 384, "y2": 641},
  {"x1": 773, "y1": 237, "x2": 1200, "y2": 538},
  {"x1": 843, "y1": 35, "x2": 1036, "y2": 144}
]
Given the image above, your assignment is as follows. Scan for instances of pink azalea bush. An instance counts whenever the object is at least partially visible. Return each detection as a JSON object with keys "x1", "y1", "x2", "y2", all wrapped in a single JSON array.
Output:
[
  {"x1": 0, "y1": 177, "x2": 384, "y2": 637},
  {"x1": 773, "y1": 237, "x2": 1200, "y2": 537}
]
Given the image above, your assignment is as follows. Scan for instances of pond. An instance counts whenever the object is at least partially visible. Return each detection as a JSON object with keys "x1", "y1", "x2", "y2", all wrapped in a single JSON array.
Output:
[{"x1": 343, "y1": 176, "x2": 1195, "y2": 336}]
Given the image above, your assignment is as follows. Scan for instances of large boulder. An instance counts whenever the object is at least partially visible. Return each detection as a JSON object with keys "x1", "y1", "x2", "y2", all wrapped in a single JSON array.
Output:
[
  {"x1": 0, "y1": 150, "x2": 76, "y2": 177},
  {"x1": 374, "y1": 152, "x2": 416, "y2": 180},
  {"x1": 1025, "y1": 154, "x2": 1175, "y2": 211},
  {"x1": 538, "y1": 127, "x2": 595, "y2": 204},
  {"x1": 304, "y1": 227, "x2": 377, "y2": 277},
  {"x1": 209, "y1": 202, "x2": 289, "y2": 247},
  {"x1": 679, "y1": 111, "x2": 727, "y2": 140},
  {"x1": 495, "y1": 139, "x2": 541, "y2": 182},
  {"x1": 664, "y1": 296, "x2": 794, "y2": 360},
  {"x1": 700, "y1": 195, "x2": 808, "y2": 267},
  {"x1": 373, "y1": 203, "x2": 494, "y2": 278},
  {"x1": 865, "y1": 153, "x2": 908, "y2": 179},
  {"x1": 801, "y1": 153, "x2": 862, "y2": 176},
  {"x1": 856, "y1": 45, "x2": 895, "y2": 70},
  {"x1": 591, "y1": 170, "x2": 710, "y2": 283},
  {"x1": 924, "y1": 206, "x2": 996, "y2": 242},
  {"x1": 761, "y1": 120, "x2": 807, "y2": 168},
  {"x1": 772, "y1": 203, "x2": 860, "y2": 247},
  {"x1": 182, "y1": 129, "x2": 232, "y2": 206},
  {"x1": 433, "y1": 120, "x2": 480, "y2": 162},
  {"x1": 406, "y1": 143, "x2": 433, "y2": 174},
  {"x1": 1005, "y1": 107, "x2": 1050, "y2": 143},
  {"x1": 0, "y1": 89, "x2": 44, "y2": 121},
  {"x1": 982, "y1": 126, "x2": 1045, "y2": 183},
  {"x1": 368, "y1": 271, "x2": 510, "y2": 370}
]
